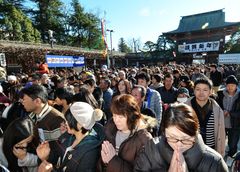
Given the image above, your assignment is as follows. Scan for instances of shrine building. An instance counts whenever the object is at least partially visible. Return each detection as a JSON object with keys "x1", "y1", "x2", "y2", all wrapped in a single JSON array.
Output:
[{"x1": 163, "y1": 9, "x2": 240, "y2": 64}]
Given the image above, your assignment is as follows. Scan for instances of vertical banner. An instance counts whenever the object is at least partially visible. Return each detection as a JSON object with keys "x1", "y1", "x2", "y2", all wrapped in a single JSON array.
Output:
[{"x1": 101, "y1": 19, "x2": 108, "y2": 58}]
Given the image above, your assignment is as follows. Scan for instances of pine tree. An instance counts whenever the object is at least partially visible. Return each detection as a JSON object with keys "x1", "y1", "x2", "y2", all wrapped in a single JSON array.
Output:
[
  {"x1": 118, "y1": 38, "x2": 131, "y2": 53},
  {"x1": 68, "y1": 0, "x2": 104, "y2": 49},
  {"x1": 30, "y1": 0, "x2": 65, "y2": 43},
  {"x1": 0, "y1": 2, "x2": 40, "y2": 42}
]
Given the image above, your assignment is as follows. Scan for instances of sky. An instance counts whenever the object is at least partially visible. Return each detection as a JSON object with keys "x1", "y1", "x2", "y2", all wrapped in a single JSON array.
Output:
[{"x1": 66, "y1": 0, "x2": 240, "y2": 50}]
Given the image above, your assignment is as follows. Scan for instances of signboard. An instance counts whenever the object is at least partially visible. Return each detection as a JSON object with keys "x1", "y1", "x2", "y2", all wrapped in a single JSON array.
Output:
[
  {"x1": 178, "y1": 41, "x2": 220, "y2": 53},
  {"x1": 0, "y1": 53, "x2": 6, "y2": 67},
  {"x1": 218, "y1": 54, "x2": 240, "y2": 64},
  {"x1": 46, "y1": 55, "x2": 85, "y2": 68}
]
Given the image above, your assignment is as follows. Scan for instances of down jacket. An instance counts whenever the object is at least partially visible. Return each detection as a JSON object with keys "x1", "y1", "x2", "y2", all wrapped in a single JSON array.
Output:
[{"x1": 134, "y1": 134, "x2": 228, "y2": 172}]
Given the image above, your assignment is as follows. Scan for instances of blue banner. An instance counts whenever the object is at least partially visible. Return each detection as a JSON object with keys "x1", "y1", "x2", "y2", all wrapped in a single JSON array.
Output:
[{"x1": 46, "y1": 55, "x2": 85, "y2": 68}]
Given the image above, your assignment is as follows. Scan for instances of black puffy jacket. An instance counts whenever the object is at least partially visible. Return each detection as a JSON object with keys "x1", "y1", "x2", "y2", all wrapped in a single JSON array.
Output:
[{"x1": 134, "y1": 134, "x2": 228, "y2": 172}]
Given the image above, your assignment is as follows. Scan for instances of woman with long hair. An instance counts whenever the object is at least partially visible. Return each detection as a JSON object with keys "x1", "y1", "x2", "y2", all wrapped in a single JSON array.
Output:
[
  {"x1": 2, "y1": 117, "x2": 38, "y2": 172},
  {"x1": 112, "y1": 79, "x2": 132, "y2": 98},
  {"x1": 73, "y1": 85, "x2": 99, "y2": 109}
]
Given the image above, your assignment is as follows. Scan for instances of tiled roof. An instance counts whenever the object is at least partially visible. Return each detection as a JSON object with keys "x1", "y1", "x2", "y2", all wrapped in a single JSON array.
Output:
[{"x1": 164, "y1": 9, "x2": 240, "y2": 34}]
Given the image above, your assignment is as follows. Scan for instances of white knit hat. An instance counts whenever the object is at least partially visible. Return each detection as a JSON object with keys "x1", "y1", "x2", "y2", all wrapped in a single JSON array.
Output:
[
  {"x1": 70, "y1": 102, "x2": 103, "y2": 130},
  {"x1": 7, "y1": 75, "x2": 17, "y2": 81}
]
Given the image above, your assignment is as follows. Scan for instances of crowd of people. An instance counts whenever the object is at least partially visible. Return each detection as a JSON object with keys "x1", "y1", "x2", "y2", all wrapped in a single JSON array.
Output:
[{"x1": 0, "y1": 63, "x2": 239, "y2": 172}]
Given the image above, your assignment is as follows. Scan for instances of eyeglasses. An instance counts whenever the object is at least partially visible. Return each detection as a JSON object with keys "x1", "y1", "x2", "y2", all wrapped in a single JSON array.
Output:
[{"x1": 165, "y1": 136, "x2": 195, "y2": 145}]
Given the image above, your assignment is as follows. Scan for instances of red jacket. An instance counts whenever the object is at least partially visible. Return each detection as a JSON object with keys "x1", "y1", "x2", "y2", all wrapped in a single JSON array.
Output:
[{"x1": 37, "y1": 63, "x2": 49, "y2": 74}]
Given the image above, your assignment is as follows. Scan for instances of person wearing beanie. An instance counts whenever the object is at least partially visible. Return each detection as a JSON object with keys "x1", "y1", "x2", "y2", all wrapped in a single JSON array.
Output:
[
  {"x1": 216, "y1": 75, "x2": 240, "y2": 166},
  {"x1": 225, "y1": 75, "x2": 239, "y2": 86},
  {"x1": 36, "y1": 102, "x2": 105, "y2": 172},
  {"x1": 176, "y1": 87, "x2": 190, "y2": 103},
  {"x1": 179, "y1": 75, "x2": 194, "y2": 96}
]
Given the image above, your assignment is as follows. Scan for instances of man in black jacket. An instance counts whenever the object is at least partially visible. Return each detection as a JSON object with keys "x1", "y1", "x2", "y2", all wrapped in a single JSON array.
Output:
[
  {"x1": 157, "y1": 73, "x2": 178, "y2": 105},
  {"x1": 210, "y1": 64, "x2": 223, "y2": 94}
]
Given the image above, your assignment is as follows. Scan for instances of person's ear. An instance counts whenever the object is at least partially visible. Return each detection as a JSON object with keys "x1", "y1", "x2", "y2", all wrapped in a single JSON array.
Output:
[{"x1": 34, "y1": 98, "x2": 42, "y2": 105}]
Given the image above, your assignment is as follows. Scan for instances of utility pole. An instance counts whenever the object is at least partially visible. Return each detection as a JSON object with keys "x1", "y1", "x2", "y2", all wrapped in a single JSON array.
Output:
[{"x1": 107, "y1": 29, "x2": 113, "y2": 68}]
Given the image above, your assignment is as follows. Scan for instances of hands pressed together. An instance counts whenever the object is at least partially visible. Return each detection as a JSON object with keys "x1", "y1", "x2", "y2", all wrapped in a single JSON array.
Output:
[{"x1": 101, "y1": 141, "x2": 116, "y2": 164}]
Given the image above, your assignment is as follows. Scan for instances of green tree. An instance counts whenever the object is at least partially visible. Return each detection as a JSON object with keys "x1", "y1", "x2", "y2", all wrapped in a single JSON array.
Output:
[
  {"x1": 118, "y1": 37, "x2": 131, "y2": 53},
  {"x1": 4, "y1": 0, "x2": 26, "y2": 11},
  {"x1": 143, "y1": 41, "x2": 156, "y2": 52},
  {"x1": 23, "y1": 17, "x2": 41, "y2": 42},
  {"x1": 30, "y1": 0, "x2": 65, "y2": 43},
  {"x1": 84, "y1": 12, "x2": 104, "y2": 49},
  {"x1": 68, "y1": 0, "x2": 104, "y2": 49},
  {"x1": 68, "y1": 0, "x2": 86, "y2": 46},
  {"x1": 156, "y1": 35, "x2": 175, "y2": 51},
  {"x1": 0, "y1": 2, "x2": 40, "y2": 42}
]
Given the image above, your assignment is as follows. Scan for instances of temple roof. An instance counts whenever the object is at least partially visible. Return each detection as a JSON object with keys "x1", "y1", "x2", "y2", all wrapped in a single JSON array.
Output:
[{"x1": 164, "y1": 9, "x2": 240, "y2": 35}]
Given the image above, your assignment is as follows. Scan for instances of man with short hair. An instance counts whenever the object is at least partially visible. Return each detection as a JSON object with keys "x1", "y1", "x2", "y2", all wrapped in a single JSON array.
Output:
[
  {"x1": 210, "y1": 64, "x2": 223, "y2": 94},
  {"x1": 186, "y1": 77, "x2": 225, "y2": 156},
  {"x1": 191, "y1": 67, "x2": 206, "y2": 83},
  {"x1": 131, "y1": 85, "x2": 156, "y2": 118},
  {"x1": 131, "y1": 85, "x2": 157, "y2": 136},
  {"x1": 217, "y1": 75, "x2": 240, "y2": 161},
  {"x1": 172, "y1": 69, "x2": 181, "y2": 88},
  {"x1": 21, "y1": 84, "x2": 65, "y2": 164},
  {"x1": 157, "y1": 73, "x2": 178, "y2": 105},
  {"x1": 136, "y1": 72, "x2": 162, "y2": 123},
  {"x1": 99, "y1": 77, "x2": 113, "y2": 121}
]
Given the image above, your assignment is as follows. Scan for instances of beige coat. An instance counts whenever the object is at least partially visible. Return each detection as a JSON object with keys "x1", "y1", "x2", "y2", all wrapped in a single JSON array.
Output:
[{"x1": 186, "y1": 97, "x2": 226, "y2": 156}]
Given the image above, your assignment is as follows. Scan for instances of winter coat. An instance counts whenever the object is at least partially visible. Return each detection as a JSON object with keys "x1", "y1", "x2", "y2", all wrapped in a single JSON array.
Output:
[
  {"x1": 29, "y1": 104, "x2": 65, "y2": 165},
  {"x1": 54, "y1": 123, "x2": 105, "y2": 172},
  {"x1": 146, "y1": 88, "x2": 162, "y2": 122},
  {"x1": 228, "y1": 92, "x2": 240, "y2": 129},
  {"x1": 97, "y1": 119, "x2": 153, "y2": 172},
  {"x1": 185, "y1": 97, "x2": 226, "y2": 156},
  {"x1": 134, "y1": 134, "x2": 228, "y2": 172},
  {"x1": 216, "y1": 89, "x2": 240, "y2": 128}
]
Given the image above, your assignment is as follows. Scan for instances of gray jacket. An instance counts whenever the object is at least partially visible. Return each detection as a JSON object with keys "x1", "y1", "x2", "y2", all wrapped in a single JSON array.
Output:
[{"x1": 185, "y1": 97, "x2": 226, "y2": 156}]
